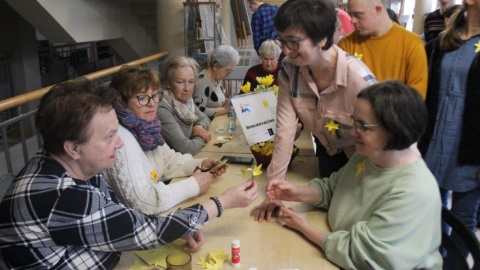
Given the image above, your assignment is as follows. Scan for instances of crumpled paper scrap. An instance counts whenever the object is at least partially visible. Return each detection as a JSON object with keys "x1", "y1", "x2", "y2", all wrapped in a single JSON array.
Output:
[
  {"x1": 196, "y1": 249, "x2": 229, "y2": 270},
  {"x1": 130, "y1": 245, "x2": 179, "y2": 269}
]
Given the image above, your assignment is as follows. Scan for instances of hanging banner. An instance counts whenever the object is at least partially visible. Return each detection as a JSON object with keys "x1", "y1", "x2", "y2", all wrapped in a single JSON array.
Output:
[{"x1": 231, "y1": 91, "x2": 277, "y2": 146}]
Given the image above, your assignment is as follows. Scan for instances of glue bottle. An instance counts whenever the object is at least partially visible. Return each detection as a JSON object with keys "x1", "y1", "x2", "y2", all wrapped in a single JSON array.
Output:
[{"x1": 231, "y1": 239, "x2": 240, "y2": 268}]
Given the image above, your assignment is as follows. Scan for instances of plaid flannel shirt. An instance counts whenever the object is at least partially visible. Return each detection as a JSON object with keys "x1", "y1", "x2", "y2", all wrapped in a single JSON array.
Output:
[
  {"x1": 0, "y1": 150, "x2": 208, "y2": 270},
  {"x1": 251, "y1": 3, "x2": 279, "y2": 54}
]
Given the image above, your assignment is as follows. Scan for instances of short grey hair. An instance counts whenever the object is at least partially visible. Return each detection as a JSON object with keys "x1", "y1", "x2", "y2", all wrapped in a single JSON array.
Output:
[
  {"x1": 159, "y1": 56, "x2": 199, "y2": 90},
  {"x1": 207, "y1": 45, "x2": 240, "y2": 68},
  {"x1": 258, "y1": 39, "x2": 282, "y2": 58}
]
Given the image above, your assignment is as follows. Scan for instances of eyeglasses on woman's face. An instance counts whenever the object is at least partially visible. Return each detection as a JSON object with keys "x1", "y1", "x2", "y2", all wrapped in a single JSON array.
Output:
[
  {"x1": 224, "y1": 67, "x2": 234, "y2": 75},
  {"x1": 351, "y1": 115, "x2": 379, "y2": 135},
  {"x1": 135, "y1": 91, "x2": 163, "y2": 106},
  {"x1": 276, "y1": 37, "x2": 308, "y2": 50}
]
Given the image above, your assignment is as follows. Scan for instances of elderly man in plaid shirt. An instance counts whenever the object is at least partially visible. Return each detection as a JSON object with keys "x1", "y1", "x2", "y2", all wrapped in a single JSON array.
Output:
[
  {"x1": 0, "y1": 79, "x2": 257, "y2": 270},
  {"x1": 248, "y1": 0, "x2": 280, "y2": 55}
]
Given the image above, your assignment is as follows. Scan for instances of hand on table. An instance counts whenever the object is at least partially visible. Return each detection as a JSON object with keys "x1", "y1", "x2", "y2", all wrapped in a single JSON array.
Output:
[
  {"x1": 193, "y1": 125, "x2": 212, "y2": 143},
  {"x1": 201, "y1": 159, "x2": 228, "y2": 177},
  {"x1": 249, "y1": 180, "x2": 301, "y2": 222},
  {"x1": 183, "y1": 230, "x2": 204, "y2": 251},
  {"x1": 277, "y1": 207, "x2": 311, "y2": 234},
  {"x1": 249, "y1": 198, "x2": 284, "y2": 223}
]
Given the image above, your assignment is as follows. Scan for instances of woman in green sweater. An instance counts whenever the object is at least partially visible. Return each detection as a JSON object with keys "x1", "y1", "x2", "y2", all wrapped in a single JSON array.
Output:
[{"x1": 266, "y1": 80, "x2": 442, "y2": 269}]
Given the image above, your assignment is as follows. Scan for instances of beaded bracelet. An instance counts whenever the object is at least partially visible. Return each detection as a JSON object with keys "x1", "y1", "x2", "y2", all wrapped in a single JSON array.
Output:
[{"x1": 210, "y1": 196, "x2": 223, "y2": 217}]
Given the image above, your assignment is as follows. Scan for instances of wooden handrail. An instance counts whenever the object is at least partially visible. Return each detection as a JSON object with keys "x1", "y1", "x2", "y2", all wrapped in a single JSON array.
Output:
[{"x1": 0, "y1": 51, "x2": 169, "y2": 113}]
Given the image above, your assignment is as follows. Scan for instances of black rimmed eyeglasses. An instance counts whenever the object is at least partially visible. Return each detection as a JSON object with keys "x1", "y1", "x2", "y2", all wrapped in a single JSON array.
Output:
[
  {"x1": 135, "y1": 91, "x2": 163, "y2": 106},
  {"x1": 276, "y1": 37, "x2": 308, "y2": 50},
  {"x1": 351, "y1": 115, "x2": 379, "y2": 135}
]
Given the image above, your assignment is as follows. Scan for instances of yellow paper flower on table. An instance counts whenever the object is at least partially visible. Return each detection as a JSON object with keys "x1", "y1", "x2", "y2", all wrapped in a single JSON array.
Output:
[
  {"x1": 241, "y1": 81, "x2": 251, "y2": 93},
  {"x1": 150, "y1": 169, "x2": 158, "y2": 183},
  {"x1": 196, "y1": 249, "x2": 228, "y2": 270},
  {"x1": 210, "y1": 249, "x2": 228, "y2": 265}
]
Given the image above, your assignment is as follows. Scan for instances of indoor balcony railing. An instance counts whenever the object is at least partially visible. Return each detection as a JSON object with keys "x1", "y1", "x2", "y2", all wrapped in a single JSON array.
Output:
[{"x1": 0, "y1": 51, "x2": 169, "y2": 176}]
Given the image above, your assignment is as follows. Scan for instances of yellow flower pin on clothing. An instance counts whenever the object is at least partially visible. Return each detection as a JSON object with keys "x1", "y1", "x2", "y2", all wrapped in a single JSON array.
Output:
[
  {"x1": 354, "y1": 52, "x2": 363, "y2": 60},
  {"x1": 475, "y1": 40, "x2": 480, "y2": 53},
  {"x1": 356, "y1": 160, "x2": 366, "y2": 177},
  {"x1": 325, "y1": 120, "x2": 339, "y2": 136},
  {"x1": 241, "y1": 81, "x2": 251, "y2": 93},
  {"x1": 150, "y1": 169, "x2": 158, "y2": 183}
]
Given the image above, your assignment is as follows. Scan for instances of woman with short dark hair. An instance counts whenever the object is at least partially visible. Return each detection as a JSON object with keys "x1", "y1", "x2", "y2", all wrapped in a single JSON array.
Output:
[
  {"x1": 251, "y1": 0, "x2": 376, "y2": 222},
  {"x1": 265, "y1": 80, "x2": 442, "y2": 269}
]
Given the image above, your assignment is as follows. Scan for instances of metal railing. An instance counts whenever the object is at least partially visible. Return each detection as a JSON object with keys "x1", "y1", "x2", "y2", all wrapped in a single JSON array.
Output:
[{"x1": 0, "y1": 51, "x2": 169, "y2": 175}]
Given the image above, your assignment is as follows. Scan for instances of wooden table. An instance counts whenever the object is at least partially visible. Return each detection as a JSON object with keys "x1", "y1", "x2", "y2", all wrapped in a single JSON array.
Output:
[
  {"x1": 202, "y1": 115, "x2": 316, "y2": 157},
  {"x1": 116, "y1": 151, "x2": 338, "y2": 269}
]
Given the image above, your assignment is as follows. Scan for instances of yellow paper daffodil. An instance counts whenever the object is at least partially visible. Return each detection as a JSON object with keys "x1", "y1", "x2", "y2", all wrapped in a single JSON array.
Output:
[
  {"x1": 236, "y1": 167, "x2": 249, "y2": 175},
  {"x1": 257, "y1": 74, "x2": 275, "y2": 87},
  {"x1": 251, "y1": 143, "x2": 262, "y2": 152},
  {"x1": 475, "y1": 40, "x2": 480, "y2": 53},
  {"x1": 247, "y1": 164, "x2": 263, "y2": 177},
  {"x1": 325, "y1": 120, "x2": 339, "y2": 136},
  {"x1": 210, "y1": 249, "x2": 228, "y2": 266},
  {"x1": 272, "y1": 85, "x2": 279, "y2": 96},
  {"x1": 241, "y1": 81, "x2": 251, "y2": 93},
  {"x1": 150, "y1": 169, "x2": 158, "y2": 183},
  {"x1": 205, "y1": 262, "x2": 220, "y2": 270},
  {"x1": 196, "y1": 249, "x2": 228, "y2": 270},
  {"x1": 261, "y1": 141, "x2": 274, "y2": 155},
  {"x1": 196, "y1": 257, "x2": 209, "y2": 268},
  {"x1": 356, "y1": 160, "x2": 366, "y2": 177}
]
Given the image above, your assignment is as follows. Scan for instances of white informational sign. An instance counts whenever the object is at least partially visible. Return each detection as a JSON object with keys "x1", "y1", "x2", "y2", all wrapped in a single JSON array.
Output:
[{"x1": 231, "y1": 91, "x2": 277, "y2": 146}]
